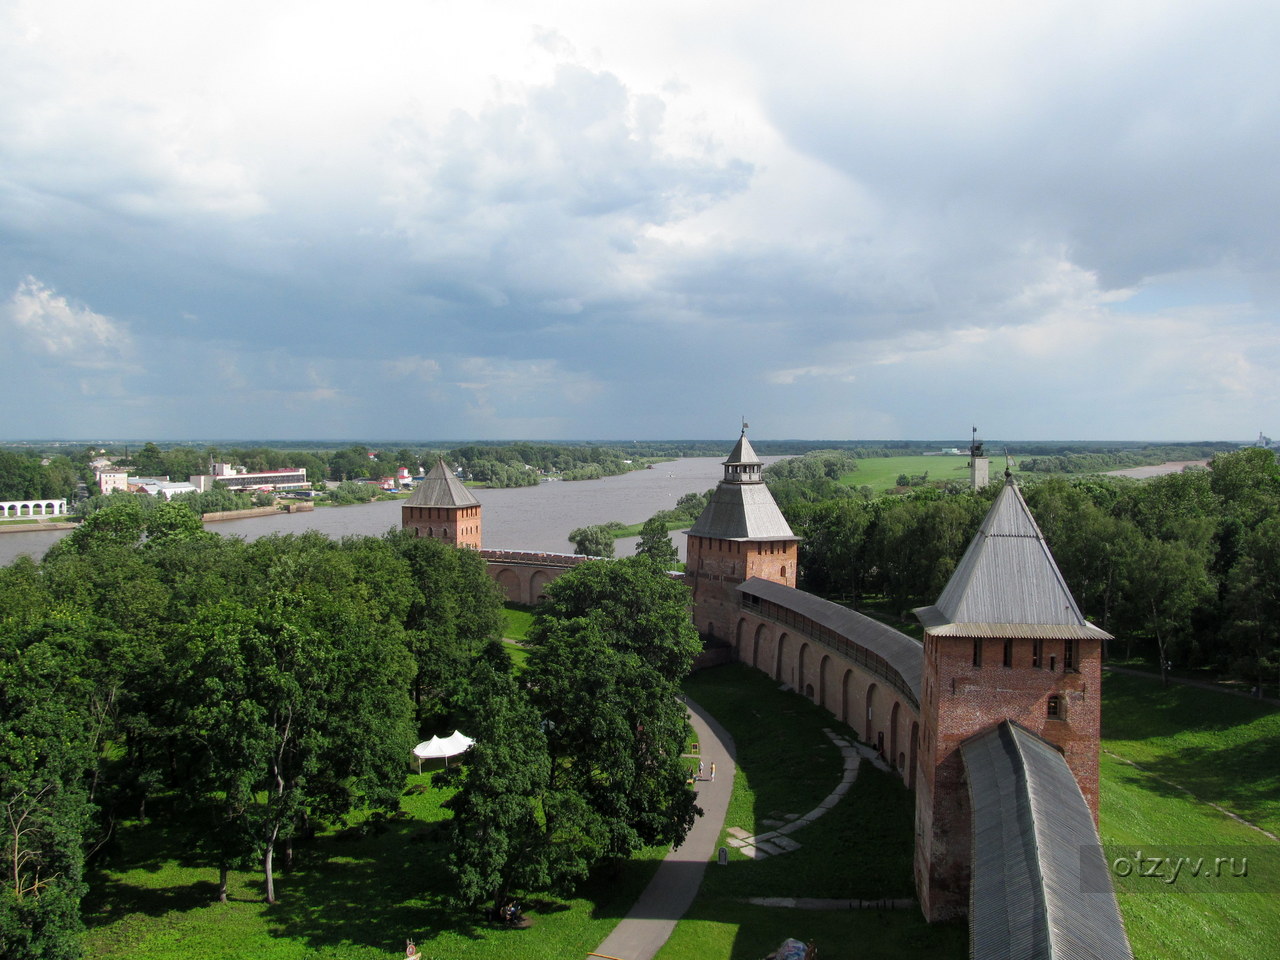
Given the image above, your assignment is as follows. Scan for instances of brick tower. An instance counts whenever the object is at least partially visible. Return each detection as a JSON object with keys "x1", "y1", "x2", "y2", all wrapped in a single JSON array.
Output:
[
  {"x1": 401, "y1": 457, "x2": 482, "y2": 549},
  {"x1": 911, "y1": 478, "x2": 1110, "y2": 921},
  {"x1": 686, "y1": 425, "x2": 798, "y2": 642}
]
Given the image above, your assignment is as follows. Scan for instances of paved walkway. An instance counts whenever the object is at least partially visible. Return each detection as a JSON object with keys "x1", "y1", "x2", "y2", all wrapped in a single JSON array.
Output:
[{"x1": 589, "y1": 696, "x2": 736, "y2": 960}]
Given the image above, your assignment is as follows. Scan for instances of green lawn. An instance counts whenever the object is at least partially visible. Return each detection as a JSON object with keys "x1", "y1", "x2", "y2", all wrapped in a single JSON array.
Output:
[
  {"x1": 500, "y1": 603, "x2": 535, "y2": 642},
  {"x1": 659, "y1": 666, "x2": 967, "y2": 960},
  {"x1": 1099, "y1": 671, "x2": 1280, "y2": 960},
  {"x1": 82, "y1": 772, "x2": 666, "y2": 960},
  {"x1": 1101, "y1": 671, "x2": 1280, "y2": 836},
  {"x1": 837, "y1": 454, "x2": 1018, "y2": 493},
  {"x1": 76, "y1": 661, "x2": 1278, "y2": 960}
]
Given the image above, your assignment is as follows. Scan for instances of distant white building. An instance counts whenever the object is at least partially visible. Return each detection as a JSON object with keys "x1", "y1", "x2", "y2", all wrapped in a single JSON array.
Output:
[
  {"x1": 131, "y1": 479, "x2": 199, "y2": 500},
  {"x1": 190, "y1": 463, "x2": 308, "y2": 492}
]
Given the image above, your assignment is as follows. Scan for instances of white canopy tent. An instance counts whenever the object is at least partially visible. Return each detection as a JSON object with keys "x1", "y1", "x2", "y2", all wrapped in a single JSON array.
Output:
[{"x1": 411, "y1": 731, "x2": 475, "y2": 772}]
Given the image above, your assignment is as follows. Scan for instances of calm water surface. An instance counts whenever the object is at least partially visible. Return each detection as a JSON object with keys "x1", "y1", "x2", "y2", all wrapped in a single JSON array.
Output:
[{"x1": 0, "y1": 456, "x2": 779, "y2": 566}]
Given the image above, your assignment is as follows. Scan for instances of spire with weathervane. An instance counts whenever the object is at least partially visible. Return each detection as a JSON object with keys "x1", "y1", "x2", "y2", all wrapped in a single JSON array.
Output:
[{"x1": 685, "y1": 422, "x2": 799, "y2": 642}]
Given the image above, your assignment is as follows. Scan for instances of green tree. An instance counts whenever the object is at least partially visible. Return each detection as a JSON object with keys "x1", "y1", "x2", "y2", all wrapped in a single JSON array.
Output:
[
  {"x1": 445, "y1": 560, "x2": 701, "y2": 911},
  {"x1": 1224, "y1": 518, "x2": 1280, "y2": 690},
  {"x1": 175, "y1": 594, "x2": 414, "y2": 903},
  {"x1": 442, "y1": 643, "x2": 551, "y2": 913},
  {"x1": 144, "y1": 501, "x2": 217, "y2": 549},
  {"x1": 0, "y1": 451, "x2": 47, "y2": 501},
  {"x1": 567, "y1": 524, "x2": 618, "y2": 558},
  {"x1": 131, "y1": 442, "x2": 168, "y2": 478},
  {"x1": 63, "y1": 499, "x2": 149, "y2": 553},
  {"x1": 530, "y1": 557, "x2": 701, "y2": 681},
  {"x1": 386, "y1": 532, "x2": 503, "y2": 725},
  {"x1": 526, "y1": 612, "x2": 698, "y2": 863},
  {"x1": 0, "y1": 614, "x2": 96, "y2": 960},
  {"x1": 636, "y1": 516, "x2": 679, "y2": 569}
]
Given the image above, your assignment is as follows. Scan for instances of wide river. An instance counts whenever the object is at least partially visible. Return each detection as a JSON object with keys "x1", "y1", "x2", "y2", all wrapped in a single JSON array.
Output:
[{"x1": 0, "y1": 456, "x2": 781, "y2": 567}]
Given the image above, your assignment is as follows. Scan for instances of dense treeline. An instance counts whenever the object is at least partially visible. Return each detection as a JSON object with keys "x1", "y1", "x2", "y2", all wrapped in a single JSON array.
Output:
[
  {"x1": 0, "y1": 450, "x2": 86, "y2": 501},
  {"x1": 786, "y1": 448, "x2": 1280, "y2": 687},
  {"x1": 0, "y1": 507, "x2": 506, "y2": 956},
  {"x1": 0, "y1": 504, "x2": 699, "y2": 957},
  {"x1": 0, "y1": 442, "x2": 667, "y2": 500},
  {"x1": 442, "y1": 559, "x2": 699, "y2": 914},
  {"x1": 7, "y1": 439, "x2": 1241, "y2": 501},
  {"x1": 447, "y1": 443, "x2": 647, "y2": 486}
]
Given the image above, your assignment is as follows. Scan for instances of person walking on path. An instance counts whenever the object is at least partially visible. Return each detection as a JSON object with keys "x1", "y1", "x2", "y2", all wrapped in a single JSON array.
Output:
[
  {"x1": 710, "y1": 761, "x2": 716, "y2": 782},
  {"x1": 698, "y1": 759, "x2": 704, "y2": 779},
  {"x1": 591, "y1": 696, "x2": 735, "y2": 960}
]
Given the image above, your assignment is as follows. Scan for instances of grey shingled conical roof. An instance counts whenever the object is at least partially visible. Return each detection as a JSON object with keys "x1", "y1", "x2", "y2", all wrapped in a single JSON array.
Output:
[
  {"x1": 405, "y1": 458, "x2": 480, "y2": 508},
  {"x1": 914, "y1": 480, "x2": 1109, "y2": 639},
  {"x1": 724, "y1": 430, "x2": 762, "y2": 467},
  {"x1": 687, "y1": 428, "x2": 795, "y2": 541}
]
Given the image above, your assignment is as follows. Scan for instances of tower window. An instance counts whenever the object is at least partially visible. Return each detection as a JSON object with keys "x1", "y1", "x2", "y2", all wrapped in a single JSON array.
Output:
[
  {"x1": 1047, "y1": 695, "x2": 1064, "y2": 719},
  {"x1": 1064, "y1": 638, "x2": 1078, "y2": 672},
  {"x1": 1032, "y1": 638, "x2": 1043, "y2": 669},
  {"x1": 1002, "y1": 638, "x2": 1013, "y2": 668},
  {"x1": 972, "y1": 639, "x2": 982, "y2": 668}
]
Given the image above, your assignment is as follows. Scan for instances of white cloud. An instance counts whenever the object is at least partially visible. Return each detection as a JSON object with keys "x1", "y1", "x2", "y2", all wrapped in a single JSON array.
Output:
[{"x1": 5, "y1": 277, "x2": 132, "y2": 368}]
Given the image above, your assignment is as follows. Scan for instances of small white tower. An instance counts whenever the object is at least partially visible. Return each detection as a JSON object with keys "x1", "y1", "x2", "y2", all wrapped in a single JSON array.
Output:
[{"x1": 969, "y1": 427, "x2": 989, "y2": 490}]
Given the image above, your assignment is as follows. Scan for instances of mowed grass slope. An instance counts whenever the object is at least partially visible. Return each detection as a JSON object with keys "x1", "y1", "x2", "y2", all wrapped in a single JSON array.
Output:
[
  {"x1": 1100, "y1": 671, "x2": 1280, "y2": 960},
  {"x1": 659, "y1": 665, "x2": 967, "y2": 960}
]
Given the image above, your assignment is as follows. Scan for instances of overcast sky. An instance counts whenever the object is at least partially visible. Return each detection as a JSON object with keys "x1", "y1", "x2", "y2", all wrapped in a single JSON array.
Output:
[{"x1": 2, "y1": 1, "x2": 1277, "y2": 442}]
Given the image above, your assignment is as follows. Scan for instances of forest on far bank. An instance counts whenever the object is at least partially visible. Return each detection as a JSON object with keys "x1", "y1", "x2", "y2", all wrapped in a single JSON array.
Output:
[
  {"x1": 765, "y1": 447, "x2": 1280, "y2": 691},
  {"x1": 0, "y1": 438, "x2": 1242, "y2": 502}
]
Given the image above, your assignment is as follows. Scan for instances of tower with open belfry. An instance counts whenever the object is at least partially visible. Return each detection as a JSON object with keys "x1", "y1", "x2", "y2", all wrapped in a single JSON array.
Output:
[
  {"x1": 685, "y1": 425, "x2": 799, "y2": 643},
  {"x1": 401, "y1": 457, "x2": 483, "y2": 550}
]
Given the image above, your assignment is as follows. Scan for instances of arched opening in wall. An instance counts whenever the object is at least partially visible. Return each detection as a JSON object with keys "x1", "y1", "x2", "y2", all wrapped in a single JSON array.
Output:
[
  {"x1": 495, "y1": 569, "x2": 519, "y2": 603},
  {"x1": 908, "y1": 721, "x2": 919, "y2": 790},
  {"x1": 798, "y1": 643, "x2": 809, "y2": 698},
  {"x1": 20, "y1": 504, "x2": 30, "y2": 516},
  {"x1": 530, "y1": 570, "x2": 555, "y2": 606},
  {"x1": 818, "y1": 655, "x2": 830, "y2": 709},
  {"x1": 841, "y1": 669, "x2": 853, "y2": 723},
  {"x1": 890, "y1": 701, "x2": 901, "y2": 771},
  {"x1": 865, "y1": 683, "x2": 878, "y2": 745},
  {"x1": 780, "y1": 564, "x2": 787, "y2": 579},
  {"x1": 735, "y1": 619, "x2": 748, "y2": 662},
  {"x1": 776, "y1": 633, "x2": 789, "y2": 684},
  {"x1": 753, "y1": 622, "x2": 767, "y2": 668},
  {"x1": 427, "y1": 527, "x2": 434, "y2": 537}
]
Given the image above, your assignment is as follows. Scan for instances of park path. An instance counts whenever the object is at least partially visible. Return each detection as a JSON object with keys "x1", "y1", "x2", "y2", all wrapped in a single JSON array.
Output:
[{"x1": 588, "y1": 696, "x2": 736, "y2": 960}]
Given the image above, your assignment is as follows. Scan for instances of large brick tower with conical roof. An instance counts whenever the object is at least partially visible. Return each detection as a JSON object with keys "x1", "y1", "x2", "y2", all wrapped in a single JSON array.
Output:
[
  {"x1": 401, "y1": 457, "x2": 482, "y2": 549},
  {"x1": 686, "y1": 425, "x2": 799, "y2": 642},
  {"x1": 911, "y1": 477, "x2": 1110, "y2": 921}
]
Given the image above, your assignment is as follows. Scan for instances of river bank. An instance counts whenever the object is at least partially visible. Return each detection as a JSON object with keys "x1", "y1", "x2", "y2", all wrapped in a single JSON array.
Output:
[{"x1": 0, "y1": 456, "x2": 748, "y2": 567}]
